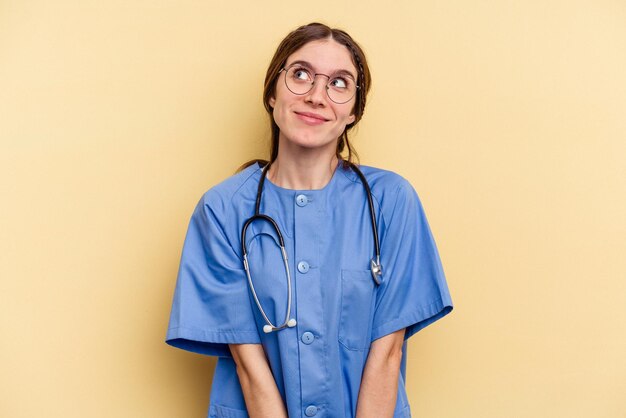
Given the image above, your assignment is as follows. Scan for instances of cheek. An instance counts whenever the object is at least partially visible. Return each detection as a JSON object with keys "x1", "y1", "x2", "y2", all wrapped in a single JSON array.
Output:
[
  {"x1": 271, "y1": 102, "x2": 290, "y2": 132},
  {"x1": 337, "y1": 106, "x2": 356, "y2": 126}
]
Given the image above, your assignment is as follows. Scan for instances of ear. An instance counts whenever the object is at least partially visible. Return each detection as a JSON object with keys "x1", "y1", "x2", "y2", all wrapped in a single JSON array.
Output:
[
  {"x1": 269, "y1": 96, "x2": 276, "y2": 108},
  {"x1": 347, "y1": 113, "x2": 356, "y2": 125}
]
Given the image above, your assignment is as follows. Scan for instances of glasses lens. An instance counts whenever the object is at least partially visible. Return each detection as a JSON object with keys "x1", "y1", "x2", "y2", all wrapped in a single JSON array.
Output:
[
  {"x1": 285, "y1": 66, "x2": 314, "y2": 95},
  {"x1": 326, "y1": 76, "x2": 356, "y2": 104},
  {"x1": 284, "y1": 66, "x2": 357, "y2": 104}
]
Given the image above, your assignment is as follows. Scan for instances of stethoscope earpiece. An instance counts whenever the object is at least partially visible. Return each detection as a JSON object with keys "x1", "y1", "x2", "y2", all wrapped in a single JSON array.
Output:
[{"x1": 262, "y1": 318, "x2": 297, "y2": 334}]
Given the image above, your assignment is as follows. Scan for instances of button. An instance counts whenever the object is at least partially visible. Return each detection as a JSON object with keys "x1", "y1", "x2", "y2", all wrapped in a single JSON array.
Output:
[
  {"x1": 296, "y1": 194, "x2": 308, "y2": 207},
  {"x1": 297, "y1": 261, "x2": 310, "y2": 274},
  {"x1": 305, "y1": 405, "x2": 318, "y2": 416},
  {"x1": 301, "y1": 332, "x2": 315, "y2": 344}
]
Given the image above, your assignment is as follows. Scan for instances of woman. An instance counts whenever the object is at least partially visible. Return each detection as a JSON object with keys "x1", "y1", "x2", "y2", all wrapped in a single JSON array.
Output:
[{"x1": 166, "y1": 22, "x2": 453, "y2": 418}]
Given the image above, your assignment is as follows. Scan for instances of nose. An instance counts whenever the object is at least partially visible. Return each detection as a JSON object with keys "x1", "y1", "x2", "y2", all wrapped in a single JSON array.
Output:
[{"x1": 305, "y1": 74, "x2": 329, "y2": 106}]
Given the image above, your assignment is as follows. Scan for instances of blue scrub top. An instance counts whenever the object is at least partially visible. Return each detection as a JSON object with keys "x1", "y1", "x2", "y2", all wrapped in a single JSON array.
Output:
[{"x1": 166, "y1": 162, "x2": 453, "y2": 418}]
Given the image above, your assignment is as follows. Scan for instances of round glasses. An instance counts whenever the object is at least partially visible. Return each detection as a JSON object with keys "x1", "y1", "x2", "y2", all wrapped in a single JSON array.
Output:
[{"x1": 280, "y1": 64, "x2": 359, "y2": 104}]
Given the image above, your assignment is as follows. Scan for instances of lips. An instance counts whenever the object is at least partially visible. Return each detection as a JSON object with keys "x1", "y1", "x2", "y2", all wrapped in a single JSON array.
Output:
[{"x1": 294, "y1": 111, "x2": 329, "y2": 124}]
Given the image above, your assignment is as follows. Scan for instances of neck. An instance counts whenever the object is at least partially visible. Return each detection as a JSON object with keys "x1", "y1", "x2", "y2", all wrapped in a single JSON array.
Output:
[{"x1": 267, "y1": 146, "x2": 339, "y2": 190}]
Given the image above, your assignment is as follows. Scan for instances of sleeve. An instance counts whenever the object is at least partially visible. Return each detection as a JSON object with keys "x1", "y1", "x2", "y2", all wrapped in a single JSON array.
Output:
[
  {"x1": 371, "y1": 179, "x2": 453, "y2": 341},
  {"x1": 165, "y1": 194, "x2": 261, "y2": 357}
]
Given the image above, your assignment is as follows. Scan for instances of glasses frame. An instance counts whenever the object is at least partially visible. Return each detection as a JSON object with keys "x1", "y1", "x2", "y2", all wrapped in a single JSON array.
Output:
[{"x1": 279, "y1": 63, "x2": 360, "y2": 104}]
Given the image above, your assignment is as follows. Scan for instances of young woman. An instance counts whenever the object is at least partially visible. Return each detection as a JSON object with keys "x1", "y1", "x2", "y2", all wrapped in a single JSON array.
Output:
[{"x1": 166, "y1": 22, "x2": 453, "y2": 418}]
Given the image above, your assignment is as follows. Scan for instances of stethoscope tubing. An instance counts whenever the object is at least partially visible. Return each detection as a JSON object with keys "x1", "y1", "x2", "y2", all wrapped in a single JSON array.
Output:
[
  {"x1": 243, "y1": 242, "x2": 293, "y2": 332},
  {"x1": 349, "y1": 163, "x2": 381, "y2": 262},
  {"x1": 240, "y1": 161, "x2": 381, "y2": 333}
]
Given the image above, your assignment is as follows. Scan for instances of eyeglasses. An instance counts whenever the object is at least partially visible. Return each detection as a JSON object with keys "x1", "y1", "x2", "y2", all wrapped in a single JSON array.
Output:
[{"x1": 280, "y1": 63, "x2": 359, "y2": 104}]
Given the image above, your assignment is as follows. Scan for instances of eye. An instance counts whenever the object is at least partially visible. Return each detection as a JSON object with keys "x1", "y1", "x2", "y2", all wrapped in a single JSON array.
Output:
[
  {"x1": 330, "y1": 77, "x2": 349, "y2": 89},
  {"x1": 291, "y1": 67, "x2": 312, "y2": 82}
]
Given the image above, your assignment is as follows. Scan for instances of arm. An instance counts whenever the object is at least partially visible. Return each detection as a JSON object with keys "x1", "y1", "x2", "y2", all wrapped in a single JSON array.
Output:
[
  {"x1": 355, "y1": 328, "x2": 406, "y2": 418},
  {"x1": 229, "y1": 344, "x2": 288, "y2": 418}
]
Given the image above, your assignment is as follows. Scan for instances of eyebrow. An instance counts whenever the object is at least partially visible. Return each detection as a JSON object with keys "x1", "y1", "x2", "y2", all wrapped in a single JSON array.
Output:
[{"x1": 286, "y1": 60, "x2": 356, "y2": 80}]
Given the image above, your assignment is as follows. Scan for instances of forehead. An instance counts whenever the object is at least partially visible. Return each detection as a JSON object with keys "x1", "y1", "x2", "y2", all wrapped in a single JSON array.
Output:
[{"x1": 286, "y1": 39, "x2": 357, "y2": 76}]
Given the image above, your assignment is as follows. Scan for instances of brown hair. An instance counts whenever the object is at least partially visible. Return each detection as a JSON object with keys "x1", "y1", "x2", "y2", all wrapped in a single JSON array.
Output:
[{"x1": 240, "y1": 22, "x2": 372, "y2": 171}]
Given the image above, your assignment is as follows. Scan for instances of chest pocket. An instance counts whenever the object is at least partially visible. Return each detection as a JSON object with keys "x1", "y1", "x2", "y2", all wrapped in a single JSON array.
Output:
[{"x1": 338, "y1": 269, "x2": 376, "y2": 350}]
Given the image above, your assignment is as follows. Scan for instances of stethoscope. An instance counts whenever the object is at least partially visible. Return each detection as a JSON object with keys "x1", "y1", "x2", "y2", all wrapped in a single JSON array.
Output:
[{"x1": 241, "y1": 161, "x2": 382, "y2": 333}]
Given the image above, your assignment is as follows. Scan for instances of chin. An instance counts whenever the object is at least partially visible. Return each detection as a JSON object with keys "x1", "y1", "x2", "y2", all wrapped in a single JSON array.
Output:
[
  {"x1": 294, "y1": 138, "x2": 337, "y2": 151},
  {"x1": 284, "y1": 131, "x2": 337, "y2": 151}
]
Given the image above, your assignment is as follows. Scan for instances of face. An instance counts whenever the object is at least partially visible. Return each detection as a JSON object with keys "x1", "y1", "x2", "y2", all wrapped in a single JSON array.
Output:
[{"x1": 269, "y1": 39, "x2": 357, "y2": 156}]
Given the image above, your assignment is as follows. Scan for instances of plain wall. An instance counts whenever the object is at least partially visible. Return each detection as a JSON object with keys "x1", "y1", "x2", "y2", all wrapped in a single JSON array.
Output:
[{"x1": 1, "y1": 1, "x2": 625, "y2": 417}]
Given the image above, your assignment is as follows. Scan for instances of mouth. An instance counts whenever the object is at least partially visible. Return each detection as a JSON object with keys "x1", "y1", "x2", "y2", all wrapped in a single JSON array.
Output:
[{"x1": 294, "y1": 111, "x2": 329, "y2": 125}]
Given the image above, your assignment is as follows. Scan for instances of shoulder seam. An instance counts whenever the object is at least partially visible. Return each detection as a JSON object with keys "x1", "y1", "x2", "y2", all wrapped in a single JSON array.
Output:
[{"x1": 203, "y1": 165, "x2": 261, "y2": 266}]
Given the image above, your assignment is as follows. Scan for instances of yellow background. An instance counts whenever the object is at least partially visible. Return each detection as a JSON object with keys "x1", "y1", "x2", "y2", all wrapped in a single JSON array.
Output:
[{"x1": 1, "y1": 1, "x2": 625, "y2": 417}]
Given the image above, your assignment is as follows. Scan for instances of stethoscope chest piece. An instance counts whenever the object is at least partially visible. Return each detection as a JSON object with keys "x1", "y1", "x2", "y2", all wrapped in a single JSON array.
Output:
[{"x1": 370, "y1": 257, "x2": 383, "y2": 285}]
